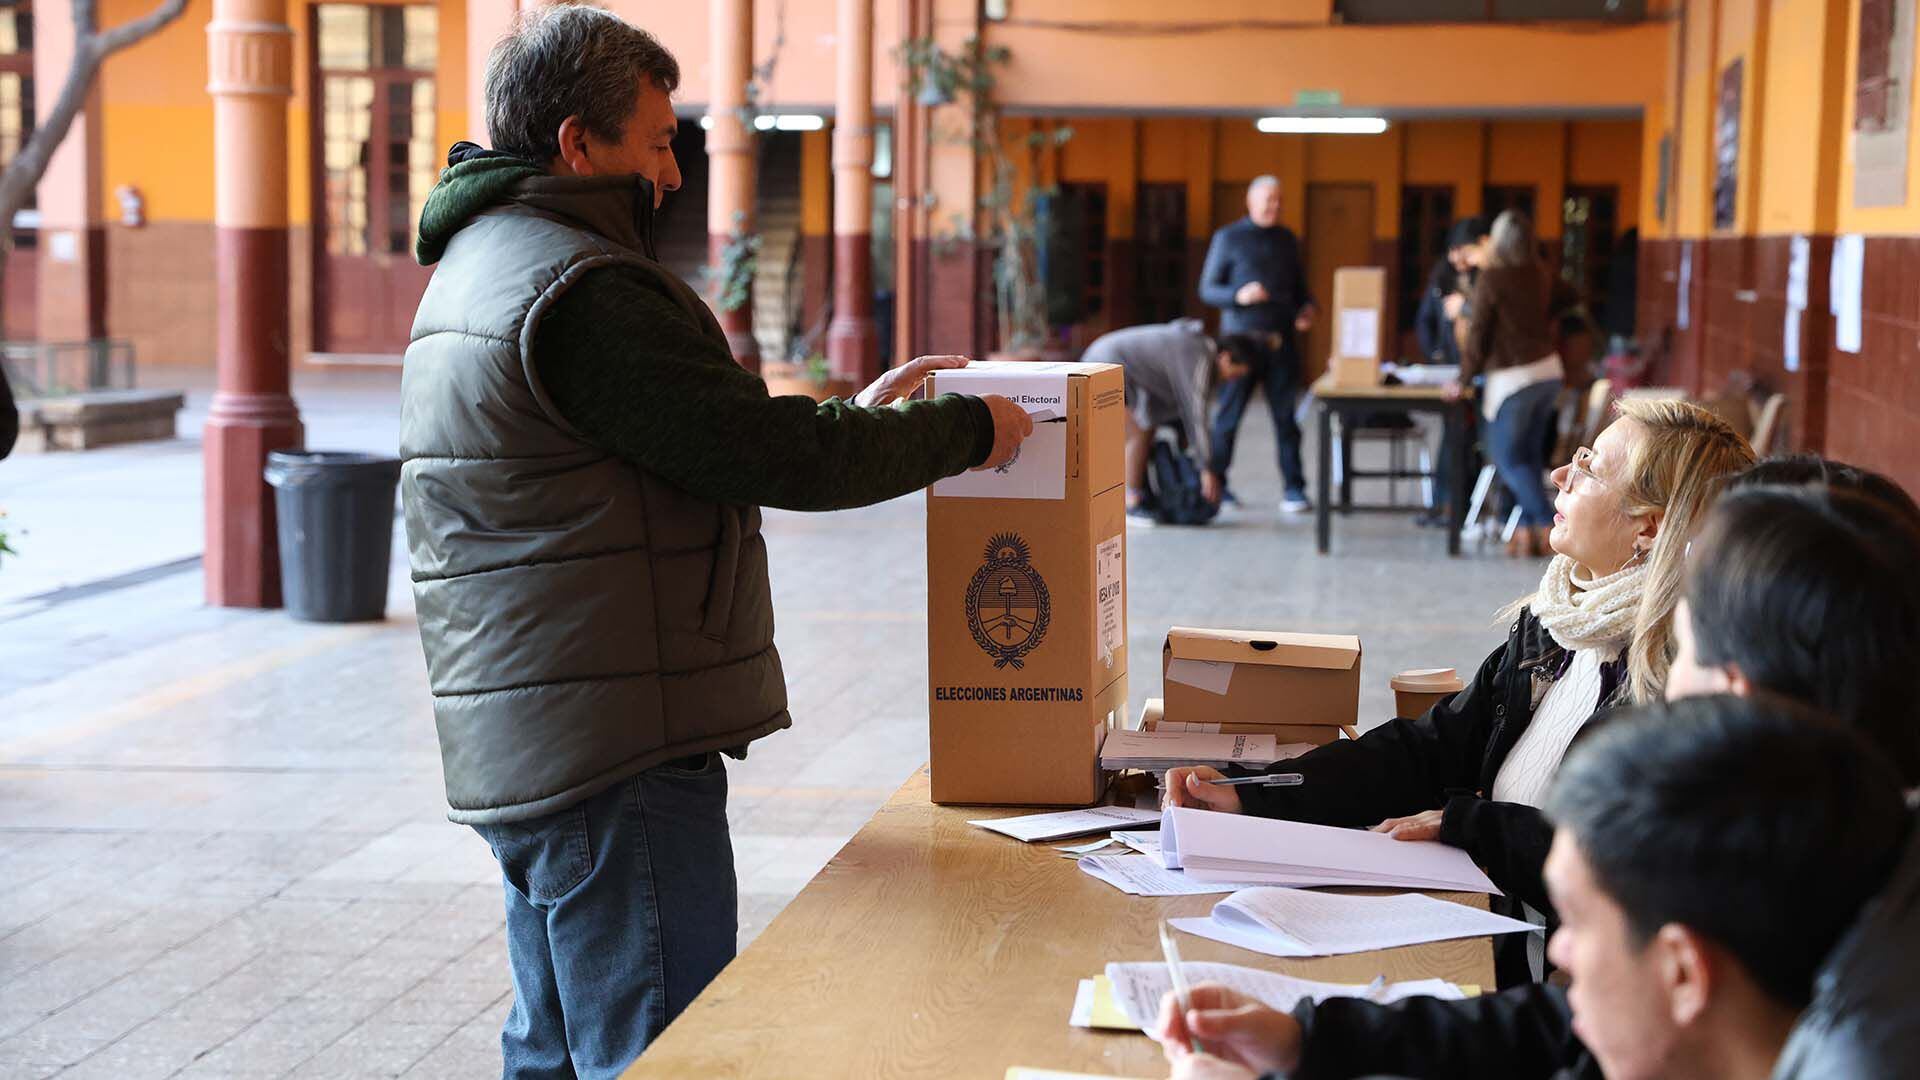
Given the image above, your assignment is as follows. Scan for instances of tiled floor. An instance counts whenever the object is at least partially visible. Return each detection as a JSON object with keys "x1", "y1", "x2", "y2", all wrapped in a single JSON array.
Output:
[{"x1": 0, "y1": 370, "x2": 1543, "y2": 1077}]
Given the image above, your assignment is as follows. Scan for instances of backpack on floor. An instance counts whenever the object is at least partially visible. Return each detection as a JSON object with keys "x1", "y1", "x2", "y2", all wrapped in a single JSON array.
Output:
[{"x1": 1147, "y1": 438, "x2": 1219, "y2": 526}]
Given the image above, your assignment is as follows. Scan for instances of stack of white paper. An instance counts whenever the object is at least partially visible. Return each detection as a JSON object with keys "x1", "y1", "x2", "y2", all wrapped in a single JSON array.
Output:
[
  {"x1": 1170, "y1": 887, "x2": 1535, "y2": 958},
  {"x1": 1161, "y1": 806, "x2": 1502, "y2": 892},
  {"x1": 1101, "y1": 960, "x2": 1466, "y2": 1030},
  {"x1": 968, "y1": 806, "x2": 1160, "y2": 843},
  {"x1": 1077, "y1": 854, "x2": 1261, "y2": 896},
  {"x1": 1099, "y1": 730, "x2": 1294, "y2": 772}
]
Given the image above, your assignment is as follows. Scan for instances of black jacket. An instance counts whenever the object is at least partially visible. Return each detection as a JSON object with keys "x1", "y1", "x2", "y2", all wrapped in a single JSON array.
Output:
[
  {"x1": 1199, "y1": 218, "x2": 1313, "y2": 336},
  {"x1": 1269, "y1": 982, "x2": 1598, "y2": 1080},
  {"x1": 0, "y1": 358, "x2": 16, "y2": 460},
  {"x1": 1414, "y1": 259, "x2": 1463, "y2": 365},
  {"x1": 1237, "y1": 609, "x2": 1627, "y2": 985}
]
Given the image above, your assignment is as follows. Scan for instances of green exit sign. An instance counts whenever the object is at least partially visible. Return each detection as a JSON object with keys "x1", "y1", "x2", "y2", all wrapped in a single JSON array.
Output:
[{"x1": 1295, "y1": 90, "x2": 1342, "y2": 107}]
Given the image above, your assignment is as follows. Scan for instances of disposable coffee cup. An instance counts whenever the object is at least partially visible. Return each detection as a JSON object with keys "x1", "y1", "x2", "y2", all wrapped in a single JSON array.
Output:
[{"x1": 1391, "y1": 667, "x2": 1465, "y2": 719}]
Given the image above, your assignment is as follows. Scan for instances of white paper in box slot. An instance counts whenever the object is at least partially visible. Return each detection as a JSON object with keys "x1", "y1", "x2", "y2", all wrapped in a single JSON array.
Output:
[{"x1": 929, "y1": 369, "x2": 1069, "y2": 500}]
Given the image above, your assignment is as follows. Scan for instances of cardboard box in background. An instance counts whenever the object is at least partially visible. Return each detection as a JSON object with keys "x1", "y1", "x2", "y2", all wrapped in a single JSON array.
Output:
[
  {"x1": 926, "y1": 361, "x2": 1129, "y2": 806},
  {"x1": 1162, "y1": 628, "x2": 1362, "y2": 742},
  {"x1": 1328, "y1": 267, "x2": 1387, "y2": 389}
]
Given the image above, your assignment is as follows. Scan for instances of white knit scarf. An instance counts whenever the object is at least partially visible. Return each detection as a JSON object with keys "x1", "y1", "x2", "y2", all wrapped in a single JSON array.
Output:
[{"x1": 1528, "y1": 554, "x2": 1646, "y2": 652}]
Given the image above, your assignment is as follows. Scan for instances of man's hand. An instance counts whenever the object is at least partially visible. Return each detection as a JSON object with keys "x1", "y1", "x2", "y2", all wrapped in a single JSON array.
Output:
[
  {"x1": 1234, "y1": 281, "x2": 1270, "y2": 307},
  {"x1": 972, "y1": 395, "x2": 1034, "y2": 472},
  {"x1": 1442, "y1": 292, "x2": 1467, "y2": 322},
  {"x1": 1441, "y1": 379, "x2": 1466, "y2": 402},
  {"x1": 1372, "y1": 808, "x2": 1443, "y2": 842},
  {"x1": 854, "y1": 354, "x2": 968, "y2": 408},
  {"x1": 1201, "y1": 470, "x2": 1222, "y2": 506},
  {"x1": 1152, "y1": 984, "x2": 1303, "y2": 1075},
  {"x1": 1293, "y1": 304, "x2": 1315, "y2": 333},
  {"x1": 1162, "y1": 766, "x2": 1243, "y2": 812}
]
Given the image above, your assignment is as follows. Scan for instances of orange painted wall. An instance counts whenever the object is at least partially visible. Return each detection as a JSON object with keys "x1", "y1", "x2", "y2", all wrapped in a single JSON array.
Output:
[
  {"x1": 1402, "y1": 121, "x2": 1484, "y2": 218},
  {"x1": 98, "y1": 0, "x2": 468, "y2": 227},
  {"x1": 1569, "y1": 120, "x2": 1643, "y2": 232},
  {"x1": 1003, "y1": 116, "x2": 1639, "y2": 246},
  {"x1": 616, "y1": 0, "x2": 900, "y2": 113},
  {"x1": 988, "y1": 21, "x2": 1666, "y2": 114}
]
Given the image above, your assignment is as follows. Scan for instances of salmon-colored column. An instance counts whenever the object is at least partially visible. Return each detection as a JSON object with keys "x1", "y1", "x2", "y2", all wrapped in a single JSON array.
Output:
[
  {"x1": 205, "y1": 0, "x2": 303, "y2": 608},
  {"x1": 467, "y1": 0, "x2": 518, "y2": 142},
  {"x1": 826, "y1": 0, "x2": 877, "y2": 390},
  {"x1": 32, "y1": 1, "x2": 106, "y2": 342},
  {"x1": 708, "y1": 0, "x2": 759, "y2": 370}
]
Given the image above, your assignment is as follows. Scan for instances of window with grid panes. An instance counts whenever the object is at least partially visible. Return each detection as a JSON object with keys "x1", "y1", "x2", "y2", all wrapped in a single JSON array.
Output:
[
  {"x1": 0, "y1": 0, "x2": 33, "y2": 241},
  {"x1": 316, "y1": 4, "x2": 437, "y2": 258}
]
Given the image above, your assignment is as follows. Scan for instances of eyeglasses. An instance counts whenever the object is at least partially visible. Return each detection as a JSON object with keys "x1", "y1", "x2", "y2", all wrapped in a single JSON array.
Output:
[{"x1": 1566, "y1": 446, "x2": 1613, "y2": 494}]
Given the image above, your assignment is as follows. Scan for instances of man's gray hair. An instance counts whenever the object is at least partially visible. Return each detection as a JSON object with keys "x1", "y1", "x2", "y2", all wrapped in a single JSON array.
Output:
[
  {"x1": 1248, "y1": 175, "x2": 1280, "y2": 194},
  {"x1": 485, "y1": 3, "x2": 681, "y2": 164}
]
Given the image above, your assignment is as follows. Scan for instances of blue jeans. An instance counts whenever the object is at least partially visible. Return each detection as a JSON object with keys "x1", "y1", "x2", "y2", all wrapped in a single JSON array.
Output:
[
  {"x1": 471, "y1": 754, "x2": 737, "y2": 1079},
  {"x1": 1484, "y1": 378, "x2": 1562, "y2": 528},
  {"x1": 1209, "y1": 334, "x2": 1306, "y2": 497}
]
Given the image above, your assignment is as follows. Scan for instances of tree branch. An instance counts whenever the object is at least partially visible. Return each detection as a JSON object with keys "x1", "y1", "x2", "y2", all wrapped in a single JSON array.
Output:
[
  {"x1": 95, "y1": 0, "x2": 187, "y2": 55},
  {"x1": 0, "y1": 0, "x2": 187, "y2": 272}
]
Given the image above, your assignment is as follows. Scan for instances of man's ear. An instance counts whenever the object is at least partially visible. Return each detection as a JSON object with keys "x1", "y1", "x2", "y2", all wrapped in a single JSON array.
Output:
[
  {"x1": 554, "y1": 115, "x2": 594, "y2": 177},
  {"x1": 1654, "y1": 923, "x2": 1714, "y2": 1028}
]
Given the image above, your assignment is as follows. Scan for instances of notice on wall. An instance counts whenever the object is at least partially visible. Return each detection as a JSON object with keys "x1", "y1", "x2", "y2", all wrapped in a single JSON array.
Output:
[
  {"x1": 1096, "y1": 535, "x2": 1124, "y2": 668},
  {"x1": 1785, "y1": 234, "x2": 1810, "y2": 373},
  {"x1": 1831, "y1": 234, "x2": 1866, "y2": 355},
  {"x1": 930, "y1": 369, "x2": 1069, "y2": 500},
  {"x1": 1337, "y1": 309, "x2": 1380, "y2": 360},
  {"x1": 1854, "y1": 0, "x2": 1915, "y2": 208}
]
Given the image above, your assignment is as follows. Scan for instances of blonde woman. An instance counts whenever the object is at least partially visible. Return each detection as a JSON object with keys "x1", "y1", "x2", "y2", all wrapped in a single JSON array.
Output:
[
  {"x1": 1167, "y1": 398, "x2": 1755, "y2": 985},
  {"x1": 1447, "y1": 209, "x2": 1562, "y2": 556}
]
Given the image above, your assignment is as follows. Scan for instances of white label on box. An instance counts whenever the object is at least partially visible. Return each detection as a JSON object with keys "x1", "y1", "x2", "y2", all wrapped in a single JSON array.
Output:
[
  {"x1": 1338, "y1": 309, "x2": 1379, "y2": 360},
  {"x1": 930, "y1": 370, "x2": 1069, "y2": 500},
  {"x1": 1166, "y1": 658, "x2": 1235, "y2": 696},
  {"x1": 1156, "y1": 721, "x2": 1223, "y2": 733},
  {"x1": 1096, "y1": 534, "x2": 1124, "y2": 667}
]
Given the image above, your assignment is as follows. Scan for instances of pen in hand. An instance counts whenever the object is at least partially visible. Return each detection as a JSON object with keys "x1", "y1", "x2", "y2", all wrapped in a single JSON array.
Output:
[{"x1": 1204, "y1": 773, "x2": 1304, "y2": 788}]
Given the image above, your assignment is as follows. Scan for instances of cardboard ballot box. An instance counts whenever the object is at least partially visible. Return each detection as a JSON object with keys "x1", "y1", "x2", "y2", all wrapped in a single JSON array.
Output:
[
  {"x1": 925, "y1": 361, "x2": 1130, "y2": 806},
  {"x1": 1161, "y1": 628, "x2": 1362, "y2": 743},
  {"x1": 1328, "y1": 267, "x2": 1388, "y2": 389}
]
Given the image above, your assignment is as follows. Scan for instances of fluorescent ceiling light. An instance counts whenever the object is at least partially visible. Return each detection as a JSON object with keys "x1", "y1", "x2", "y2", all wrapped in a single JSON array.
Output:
[
  {"x1": 1256, "y1": 116, "x2": 1390, "y2": 135},
  {"x1": 699, "y1": 113, "x2": 826, "y2": 131}
]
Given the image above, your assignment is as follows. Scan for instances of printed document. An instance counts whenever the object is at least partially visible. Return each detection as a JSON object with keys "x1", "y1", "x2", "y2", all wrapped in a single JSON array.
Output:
[
  {"x1": 969, "y1": 806, "x2": 1160, "y2": 843},
  {"x1": 1101, "y1": 960, "x2": 1465, "y2": 1031},
  {"x1": 1161, "y1": 806, "x2": 1501, "y2": 892},
  {"x1": 1169, "y1": 886, "x2": 1535, "y2": 958}
]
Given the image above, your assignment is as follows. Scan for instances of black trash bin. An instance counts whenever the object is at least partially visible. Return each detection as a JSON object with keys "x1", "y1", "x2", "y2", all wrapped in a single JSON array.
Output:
[{"x1": 264, "y1": 451, "x2": 402, "y2": 622}]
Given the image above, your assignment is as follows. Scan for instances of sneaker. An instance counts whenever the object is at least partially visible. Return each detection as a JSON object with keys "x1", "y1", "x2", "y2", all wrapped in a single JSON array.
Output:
[
  {"x1": 1125, "y1": 503, "x2": 1159, "y2": 528},
  {"x1": 1220, "y1": 488, "x2": 1245, "y2": 508},
  {"x1": 1279, "y1": 492, "x2": 1313, "y2": 514}
]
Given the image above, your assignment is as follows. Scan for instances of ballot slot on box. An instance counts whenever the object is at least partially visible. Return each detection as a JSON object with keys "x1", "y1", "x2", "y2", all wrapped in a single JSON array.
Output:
[{"x1": 925, "y1": 361, "x2": 1129, "y2": 806}]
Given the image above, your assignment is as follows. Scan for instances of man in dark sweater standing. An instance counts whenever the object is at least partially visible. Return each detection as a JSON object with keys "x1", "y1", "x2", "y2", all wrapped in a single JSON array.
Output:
[
  {"x1": 399, "y1": 7, "x2": 1031, "y2": 1077},
  {"x1": 1199, "y1": 176, "x2": 1317, "y2": 513}
]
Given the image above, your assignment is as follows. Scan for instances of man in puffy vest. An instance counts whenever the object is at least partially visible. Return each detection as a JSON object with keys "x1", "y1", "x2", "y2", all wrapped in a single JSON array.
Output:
[{"x1": 399, "y1": 7, "x2": 1032, "y2": 1075}]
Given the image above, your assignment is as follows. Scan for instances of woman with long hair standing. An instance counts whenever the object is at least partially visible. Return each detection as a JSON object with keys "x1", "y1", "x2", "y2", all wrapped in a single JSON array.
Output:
[{"x1": 1450, "y1": 210, "x2": 1563, "y2": 556}]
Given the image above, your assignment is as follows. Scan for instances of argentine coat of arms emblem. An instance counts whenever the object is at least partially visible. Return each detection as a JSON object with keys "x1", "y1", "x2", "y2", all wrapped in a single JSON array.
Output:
[{"x1": 965, "y1": 533, "x2": 1052, "y2": 669}]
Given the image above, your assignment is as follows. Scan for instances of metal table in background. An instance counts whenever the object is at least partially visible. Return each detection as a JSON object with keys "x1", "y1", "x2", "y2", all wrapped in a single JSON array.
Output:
[{"x1": 1311, "y1": 375, "x2": 1473, "y2": 557}]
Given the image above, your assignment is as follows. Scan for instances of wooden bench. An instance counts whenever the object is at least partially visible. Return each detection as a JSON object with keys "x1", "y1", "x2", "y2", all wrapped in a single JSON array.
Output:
[{"x1": 13, "y1": 389, "x2": 185, "y2": 452}]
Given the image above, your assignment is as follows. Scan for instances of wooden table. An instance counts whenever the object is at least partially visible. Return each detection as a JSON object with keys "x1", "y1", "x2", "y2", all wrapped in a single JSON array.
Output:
[
  {"x1": 1310, "y1": 375, "x2": 1474, "y2": 557},
  {"x1": 624, "y1": 767, "x2": 1496, "y2": 1079}
]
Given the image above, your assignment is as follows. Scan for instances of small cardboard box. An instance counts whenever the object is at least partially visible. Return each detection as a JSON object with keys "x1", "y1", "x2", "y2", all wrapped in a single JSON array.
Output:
[
  {"x1": 1162, "y1": 628, "x2": 1362, "y2": 742},
  {"x1": 1328, "y1": 267, "x2": 1388, "y2": 389},
  {"x1": 926, "y1": 361, "x2": 1130, "y2": 806}
]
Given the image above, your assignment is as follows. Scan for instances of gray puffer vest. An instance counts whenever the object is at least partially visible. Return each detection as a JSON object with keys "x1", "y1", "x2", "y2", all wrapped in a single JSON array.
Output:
[{"x1": 400, "y1": 175, "x2": 790, "y2": 825}]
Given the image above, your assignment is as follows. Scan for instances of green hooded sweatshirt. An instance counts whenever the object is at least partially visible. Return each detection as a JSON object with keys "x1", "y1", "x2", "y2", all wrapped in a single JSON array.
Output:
[{"x1": 414, "y1": 146, "x2": 993, "y2": 511}]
